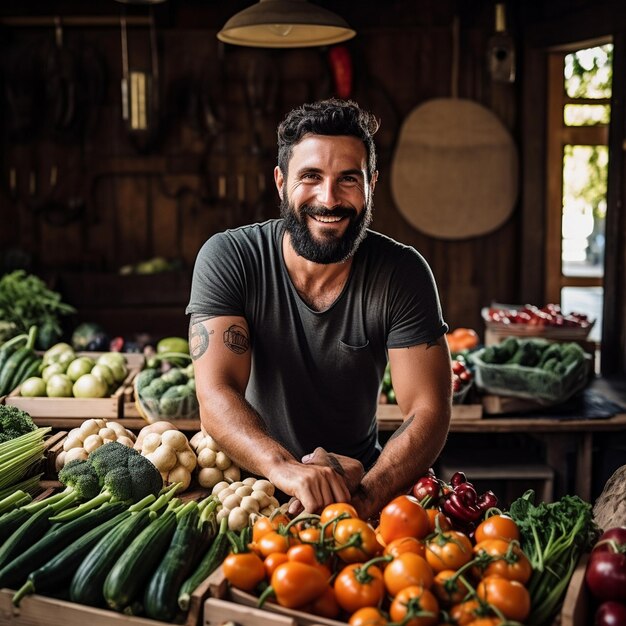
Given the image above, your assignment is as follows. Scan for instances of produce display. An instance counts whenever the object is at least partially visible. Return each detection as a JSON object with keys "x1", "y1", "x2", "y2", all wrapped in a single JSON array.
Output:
[
  {"x1": 56, "y1": 418, "x2": 137, "y2": 469},
  {"x1": 446, "y1": 327, "x2": 480, "y2": 354},
  {"x1": 471, "y1": 337, "x2": 589, "y2": 404},
  {"x1": 484, "y1": 303, "x2": 592, "y2": 329},
  {"x1": 190, "y1": 430, "x2": 241, "y2": 488},
  {"x1": 18, "y1": 342, "x2": 130, "y2": 399},
  {"x1": 0, "y1": 270, "x2": 75, "y2": 349},
  {"x1": 135, "y1": 359, "x2": 198, "y2": 422}
]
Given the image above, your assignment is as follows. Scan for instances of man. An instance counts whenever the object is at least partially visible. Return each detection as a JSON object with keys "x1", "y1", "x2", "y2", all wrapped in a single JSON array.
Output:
[{"x1": 187, "y1": 99, "x2": 451, "y2": 519}]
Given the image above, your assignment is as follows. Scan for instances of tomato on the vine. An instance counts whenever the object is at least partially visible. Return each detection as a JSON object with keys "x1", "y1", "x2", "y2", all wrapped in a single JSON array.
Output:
[
  {"x1": 334, "y1": 561, "x2": 386, "y2": 613},
  {"x1": 309, "y1": 585, "x2": 341, "y2": 619},
  {"x1": 257, "y1": 530, "x2": 293, "y2": 558},
  {"x1": 321, "y1": 502, "x2": 359, "y2": 536},
  {"x1": 299, "y1": 526, "x2": 322, "y2": 544},
  {"x1": 379, "y1": 495, "x2": 430, "y2": 544},
  {"x1": 382, "y1": 552, "x2": 434, "y2": 596},
  {"x1": 389, "y1": 585, "x2": 439, "y2": 626},
  {"x1": 269, "y1": 561, "x2": 329, "y2": 609},
  {"x1": 473, "y1": 538, "x2": 532, "y2": 584},
  {"x1": 476, "y1": 575, "x2": 531, "y2": 622},
  {"x1": 474, "y1": 515, "x2": 520, "y2": 543},
  {"x1": 425, "y1": 530, "x2": 473, "y2": 572},
  {"x1": 432, "y1": 569, "x2": 467, "y2": 606},
  {"x1": 333, "y1": 518, "x2": 381, "y2": 563},
  {"x1": 383, "y1": 536, "x2": 425, "y2": 560},
  {"x1": 348, "y1": 606, "x2": 389, "y2": 626},
  {"x1": 264, "y1": 552, "x2": 289, "y2": 577},
  {"x1": 425, "y1": 508, "x2": 452, "y2": 533},
  {"x1": 449, "y1": 599, "x2": 482, "y2": 626}
]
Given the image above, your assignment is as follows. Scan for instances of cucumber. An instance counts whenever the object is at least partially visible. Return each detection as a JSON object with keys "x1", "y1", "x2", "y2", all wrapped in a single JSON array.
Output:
[
  {"x1": 0, "y1": 335, "x2": 27, "y2": 380},
  {"x1": 144, "y1": 506, "x2": 203, "y2": 621},
  {"x1": 7, "y1": 353, "x2": 39, "y2": 394},
  {"x1": 0, "y1": 505, "x2": 55, "y2": 570},
  {"x1": 69, "y1": 509, "x2": 152, "y2": 607},
  {"x1": 177, "y1": 516, "x2": 230, "y2": 611},
  {"x1": 0, "y1": 502, "x2": 127, "y2": 589},
  {"x1": 0, "y1": 348, "x2": 32, "y2": 395},
  {"x1": 17, "y1": 358, "x2": 43, "y2": 386},
  {"x1": 103, "y1": 509, "x2": 177, "y2": 611},
  {"x1": 12, "y1": 510, "x2": 131, "y2": 606}
]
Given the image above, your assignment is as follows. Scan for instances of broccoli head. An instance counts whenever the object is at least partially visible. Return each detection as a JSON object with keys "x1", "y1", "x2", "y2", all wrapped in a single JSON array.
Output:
[
  {"x1": 0, "y1": 406, "x2": 37, "y2": 444},
  {"x1": 58, "y1": 459, "x2": 102, "y2": 500},
  {"x1": 53, "y1": 441, "x2": 163, "y2": 521}
]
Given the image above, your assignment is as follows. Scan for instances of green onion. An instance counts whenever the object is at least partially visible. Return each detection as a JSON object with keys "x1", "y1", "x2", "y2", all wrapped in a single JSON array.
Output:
[{"x1": 0, "y1": 427, "x2": 50, "y2": 491}]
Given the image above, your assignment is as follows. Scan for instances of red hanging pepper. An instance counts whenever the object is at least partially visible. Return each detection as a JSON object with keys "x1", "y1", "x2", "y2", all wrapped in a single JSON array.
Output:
[{"x1": 328, "y1": 45, "x2": 353, "y2": 99}]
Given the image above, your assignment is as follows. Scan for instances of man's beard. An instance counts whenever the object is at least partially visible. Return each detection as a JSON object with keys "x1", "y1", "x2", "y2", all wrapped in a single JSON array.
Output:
[{"x1": 280, "y1": 195, "x2": 373, "y2": 264}]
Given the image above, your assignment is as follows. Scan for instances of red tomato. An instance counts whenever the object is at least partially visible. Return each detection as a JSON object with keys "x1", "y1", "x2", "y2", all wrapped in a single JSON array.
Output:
[
  {"x1": 379, "y1": 495, "x2": 430, "y2": 544},
  {"x1": 383, "y1": 552, "x2": 434, "y2": 596}
]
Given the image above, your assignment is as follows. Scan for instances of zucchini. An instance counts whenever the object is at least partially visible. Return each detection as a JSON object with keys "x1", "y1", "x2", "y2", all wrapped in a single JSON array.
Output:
[
  {"x1": 18, "y1": 358, "x2": 43, "y2": 385},
  {"x1": 144, "y1": 505, "x2": 203, "y2": 621},
  {"x1": 12, "y1": 510, "x2": 130, "y2": 606},
  {"x1": 0, "y1": 502, "x2": 127, "y2": 589},
  {"x1": 0, "y1": 508, "x2": 31, "y2": 544},
  {"x1": 0, "y1": 505, "x2": 55, "y2": 570},
  {"x1": 178, "y1": 516, "x2": 229, "y2": 611},
  {"x1": 103, "y1": 509, "x2": 177, "y2": 611},
  {"x1": 69, "y1": 509, "x2": 152, "y2": 607}
]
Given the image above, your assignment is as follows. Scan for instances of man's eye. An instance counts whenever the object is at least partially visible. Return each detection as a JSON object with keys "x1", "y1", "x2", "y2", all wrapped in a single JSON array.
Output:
[
  {"x1": 340, "y1": 176, "x2": 358, "y2": 184},
  {"x1": 301, "y1": 173, "x2": 319, "y2": 180}
]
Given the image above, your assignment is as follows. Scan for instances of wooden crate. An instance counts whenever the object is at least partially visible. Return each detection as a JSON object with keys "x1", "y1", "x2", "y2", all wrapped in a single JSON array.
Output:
[
  {"x1": 204, "y1": 598, "x2": 295, "y2": 626},
  {"x1": 207, "y1": 568, "x2": 346, "y2": 626},
  {"x1": 377, "y1": 403, "x2": 482, "y2": 430},
  {"x1": 5, "y1": 366, "x2": 139, "y2": 420},
  {"x1": 560, "y1": 554, "x2": 589, "y2": 626}
]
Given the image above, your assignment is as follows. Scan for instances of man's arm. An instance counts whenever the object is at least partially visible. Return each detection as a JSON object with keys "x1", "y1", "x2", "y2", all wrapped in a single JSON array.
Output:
[
  {"x1": 351, "y1": 336, "x2": 452, "y2": 519},
  {"x1": 190, "y1": 314, "x2": 352, "y2": 512}
]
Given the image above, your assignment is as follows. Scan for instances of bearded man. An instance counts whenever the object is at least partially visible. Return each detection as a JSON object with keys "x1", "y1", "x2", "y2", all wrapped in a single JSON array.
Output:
[{"x1": 187, "y1": 99, "x2": 451, "y2": 519}]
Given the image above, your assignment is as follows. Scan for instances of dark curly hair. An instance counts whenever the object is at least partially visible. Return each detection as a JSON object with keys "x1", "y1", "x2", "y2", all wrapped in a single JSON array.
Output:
[{"x1": 277, "y1": 98, "x2": 379, "y2": 181}]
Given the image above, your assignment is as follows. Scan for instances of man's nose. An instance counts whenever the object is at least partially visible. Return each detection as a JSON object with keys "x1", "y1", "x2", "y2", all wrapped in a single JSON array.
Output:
[{"x1": 316, "y1": 179, "x2": 341, "y2": 208}]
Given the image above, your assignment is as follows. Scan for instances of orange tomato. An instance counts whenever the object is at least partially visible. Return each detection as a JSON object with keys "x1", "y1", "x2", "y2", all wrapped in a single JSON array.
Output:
[
  {"x1": 264, "y1": 552, "x2": 289, "y2": 577},
  {"x1": 389, "y1": 585, "x2": 439, "y2": 626},
  {"x1": 473, "y1": 539, "x2": 532, "y2": 584},
  {"x1": 432, "y1": 569, "x2": 467, "y2": 606},
  {"x1": 333, "y1": 518, "x2": 381, "y2": 563},
  {"x1": 383, "y1": 536, "x2": 426, "y2": 560},
  {"x1": 449, "y1": 599, "x2": 482, "y2": 626},
  {"x1": 309, "y1": 585, "x2": 341, "y2": 619},
  {"x1": 476, "y1": 576, "x2": 531, "y2": 622},
  {"x1": 466, "y1": 619, "x2": 503, "y2": 626},
  {"x1": 383, "y1": 552, "x2": 434, "y2": 596},
  {"x1": 348, "y1": 606, "x2": 389, "y2": 626},
  {"x1": 425, "y1": 508, "x2": 452, "y2": 533},
  {"x1": 299, "y1": 526, "x2": 322, "y2": 544},
  {"x1": 425, "y1": 530, "x2": 473, "y2": 573},
  {"x1": 379, "y1": 495, "x2": 430, "y2": 544},
  {"x1": 474, "y1": 515, "x2": 520, "y2": 544},
  {"x1": 334, "y1": 562, "x2": 386, "y2": 613},
  {"x1": 287, "y1": 543, "x2": 332, "y2": 578},
  {"x1": 257, "y1": 530, "x2": 292, "y2": 558},
  {"x1": 222, "y1": 552, "x2": 265, "y2": 592},
  {"x1": 321, "y1": 502, "x2": 359, "y2": 525}
]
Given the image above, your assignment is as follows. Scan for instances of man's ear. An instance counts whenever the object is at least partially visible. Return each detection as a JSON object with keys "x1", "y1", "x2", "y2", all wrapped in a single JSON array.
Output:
[
  {"x1": 370, "y1": 170, "x2": 379, "y2": 194},
  {"x1": 274, "y1": 166, "x2": 284, "y2": 200}
]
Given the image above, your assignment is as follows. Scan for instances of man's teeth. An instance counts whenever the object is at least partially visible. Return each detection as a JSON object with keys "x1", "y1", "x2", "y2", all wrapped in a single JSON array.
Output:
[{"x1": 313, "y1": 215, "x2": 343, "y2": 223}]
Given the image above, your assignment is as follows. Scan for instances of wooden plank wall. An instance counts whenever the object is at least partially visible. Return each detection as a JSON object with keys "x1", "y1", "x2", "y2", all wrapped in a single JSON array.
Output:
[{"x1": 0, "y1": 0, "x2": 520, "y2": 338}]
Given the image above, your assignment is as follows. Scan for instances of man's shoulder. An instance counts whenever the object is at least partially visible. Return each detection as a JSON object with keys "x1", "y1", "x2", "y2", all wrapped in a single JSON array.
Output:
[
  {"x1": 363, "y1": 229, "x2": 422, "y2": 260},
  {"x1": 201, "y1": 220, "x2": 282, "y2": 254}
]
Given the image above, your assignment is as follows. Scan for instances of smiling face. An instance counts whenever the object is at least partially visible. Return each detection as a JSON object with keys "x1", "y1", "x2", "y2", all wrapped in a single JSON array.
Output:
[{"x1": 275, "y1": 134, "x2": 377, "y2": 264}]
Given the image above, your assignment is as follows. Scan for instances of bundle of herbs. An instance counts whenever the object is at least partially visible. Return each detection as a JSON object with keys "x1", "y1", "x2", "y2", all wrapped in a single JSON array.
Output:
[
  {"x1": 509, "y1": 489, "x2": 599, "y2": 625},
  {"x1": 0, "y1": 270, "x2": 75, "y2": 349}
]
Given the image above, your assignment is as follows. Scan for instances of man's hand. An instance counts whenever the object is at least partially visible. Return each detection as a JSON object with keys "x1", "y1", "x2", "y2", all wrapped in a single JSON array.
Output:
[
  {"x1": 281, "y1": 447, "x2": 365, "y2": 516},
  {"x1": 266, "y1": 459, "x2": 351, "y2": 516},
  {"x1": 302, "y1": 447, "x2": 364, "y2": 493}
]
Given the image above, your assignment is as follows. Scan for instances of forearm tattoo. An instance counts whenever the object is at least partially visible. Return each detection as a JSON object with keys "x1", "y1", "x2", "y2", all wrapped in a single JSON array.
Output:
[
  {"x1": 189, "y1": 317, "x2": 214, "y2": 360},
  {"x1": 389, "y1": 414, "x2": 415, "y2": 440},
  {"x1": 327, "y1": 454, "x2": 346, "y2": 476},
  {"x1": 223, "y1": 324, "x2": 250, "y2": 355}
]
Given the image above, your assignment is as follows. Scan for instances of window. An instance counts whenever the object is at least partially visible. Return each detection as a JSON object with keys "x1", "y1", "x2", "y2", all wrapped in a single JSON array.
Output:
[{"x1": 545, "y1": 43, "x2": 612, "y2": 345}]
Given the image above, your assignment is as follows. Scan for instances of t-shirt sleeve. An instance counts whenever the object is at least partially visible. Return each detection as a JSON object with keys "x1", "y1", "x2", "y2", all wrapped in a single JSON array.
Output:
[
  {"x1": 186, "y1": 233, "x2": 246, "y2": 317},
  {"x1": 386, "y1": 247, "x2": 448, "y2": 348}
]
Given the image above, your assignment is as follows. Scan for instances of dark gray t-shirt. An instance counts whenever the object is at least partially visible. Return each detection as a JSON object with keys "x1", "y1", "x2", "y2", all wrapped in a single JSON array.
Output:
[{"x1": 187, "y1": 219, "x2": 447, "y2": 467}]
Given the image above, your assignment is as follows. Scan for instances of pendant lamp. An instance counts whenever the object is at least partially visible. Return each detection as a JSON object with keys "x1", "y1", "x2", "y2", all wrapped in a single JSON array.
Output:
[{"x1": 217, "y1": 0, "x2": 356, "y2": 48}]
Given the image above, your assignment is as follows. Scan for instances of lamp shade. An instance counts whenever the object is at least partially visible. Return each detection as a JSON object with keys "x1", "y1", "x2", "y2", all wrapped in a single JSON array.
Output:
[{"x1": 217, "y1": 0, "x2": 356, "y2": 48}]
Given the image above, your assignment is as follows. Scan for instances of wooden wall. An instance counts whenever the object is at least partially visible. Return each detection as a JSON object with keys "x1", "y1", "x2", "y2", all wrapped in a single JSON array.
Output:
[{"x1": 1, "y1": 0, "x2": 522, "y2": 338}]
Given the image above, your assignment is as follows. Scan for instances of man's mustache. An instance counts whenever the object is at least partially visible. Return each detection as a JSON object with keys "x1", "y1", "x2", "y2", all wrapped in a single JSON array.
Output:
[{"x1": 300, "y1": 204, "x2": 356, "y2": 219}]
